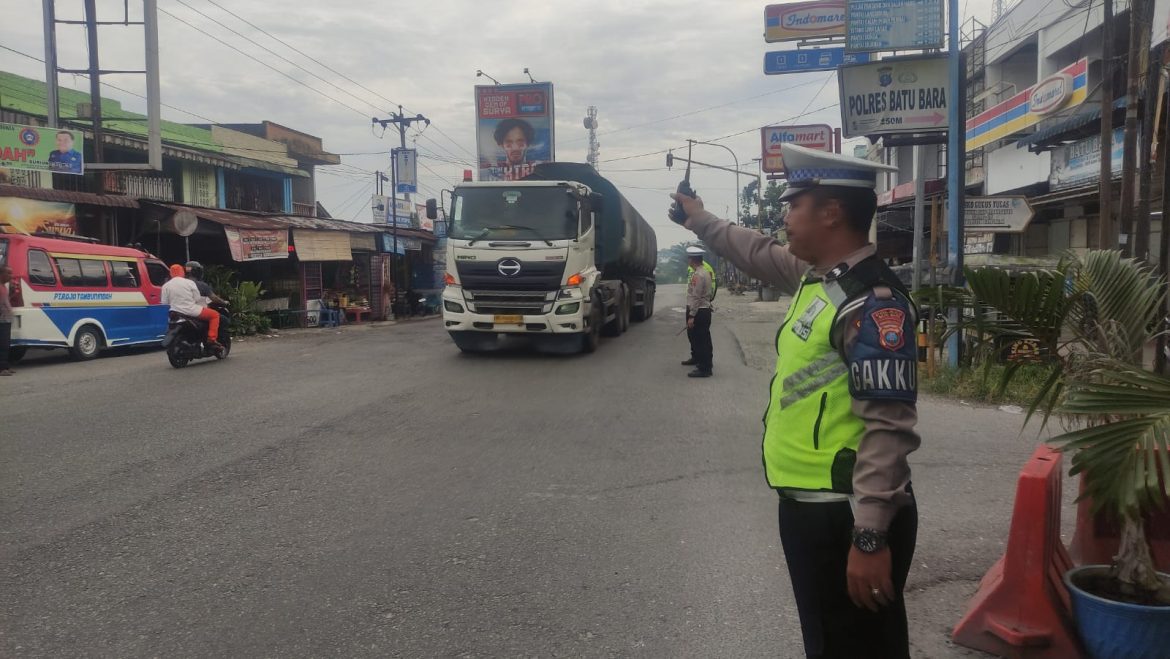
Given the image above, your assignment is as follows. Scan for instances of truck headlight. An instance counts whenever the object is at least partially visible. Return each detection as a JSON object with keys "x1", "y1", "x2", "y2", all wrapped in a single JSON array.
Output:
[
  {"x1": 555, "y1": 302, "x2": 580, "y2": 315},
  {"x1": 444, "y1": 300, "x2": 464, "y2": 313}
]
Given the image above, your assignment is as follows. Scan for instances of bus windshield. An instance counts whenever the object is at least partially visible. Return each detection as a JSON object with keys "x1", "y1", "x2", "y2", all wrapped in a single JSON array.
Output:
[{"x1": 450, "y1": 187, "x2": 577, "y2": 242}]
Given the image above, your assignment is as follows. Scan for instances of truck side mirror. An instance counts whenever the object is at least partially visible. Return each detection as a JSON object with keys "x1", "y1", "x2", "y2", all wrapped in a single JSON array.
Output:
[{"x1": 425, "y1": 198, "x2": 438, "y2": 220}]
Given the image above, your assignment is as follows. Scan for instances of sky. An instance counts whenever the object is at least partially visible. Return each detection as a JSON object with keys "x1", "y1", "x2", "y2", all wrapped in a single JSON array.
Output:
[{"x1": 2, "y1": 0, "x2": 997, "y2": 249}]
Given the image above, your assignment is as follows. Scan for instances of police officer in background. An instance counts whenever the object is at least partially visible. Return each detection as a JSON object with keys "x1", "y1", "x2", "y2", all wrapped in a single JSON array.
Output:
[
  {"x1": 682, "y1": 246, "x2": 717, "y2": 367},
  {"x1": 669, "y1": 144, "x2": 920, "y2": 658},
  {"x1": 684, "y1": 246, "x2": 714, "y2": 378}
]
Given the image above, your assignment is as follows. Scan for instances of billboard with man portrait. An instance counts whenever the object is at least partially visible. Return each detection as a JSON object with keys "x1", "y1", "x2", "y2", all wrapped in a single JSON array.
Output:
[
  {"x1": 475, "y1": 83, "x2": 554, "y2": 182},
  {"x1": 0, "y1": 123, "x2": 85, "y2": 175}
]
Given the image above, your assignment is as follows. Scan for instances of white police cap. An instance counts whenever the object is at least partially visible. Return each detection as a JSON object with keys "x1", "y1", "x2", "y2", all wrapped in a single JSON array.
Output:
[
  {"x1": 779, "y1": 143, "x2": 897, "y2": 201},
  {"x1": 685, "y1": 245, "x2": 706, "y2": 255}
]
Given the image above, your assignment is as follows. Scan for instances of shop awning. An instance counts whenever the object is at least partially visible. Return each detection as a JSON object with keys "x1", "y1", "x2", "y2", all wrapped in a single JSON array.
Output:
[
  {"x1": 350, "y1": 233, "x2": 376, "y2": 251},
  {"x1": 293, "y1": 229, "x2": 352, "y2": 261},
  {"x1": 0, "y1": 183, "x2": 140, "y2": 208},
  {"x1": 1028, "y1": 183, "x2": 1100, "y2": 206},
  {"x1": 1017, "y1": 96, "x2": 1128, "y2": 152}
]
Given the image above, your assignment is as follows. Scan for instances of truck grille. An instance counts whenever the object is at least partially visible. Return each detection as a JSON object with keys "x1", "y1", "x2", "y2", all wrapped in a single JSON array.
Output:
[
  {"x1": 455, "y1": 260, "x2": 566, "y2": 291},
  {"x1": 464, "y1": 290, "x2": 556, "y2": 315}
]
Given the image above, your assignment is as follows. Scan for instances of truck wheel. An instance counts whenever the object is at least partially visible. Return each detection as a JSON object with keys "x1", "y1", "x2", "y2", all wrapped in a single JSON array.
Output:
[
  {"x1": 602, "y1": 291, "x2": 623, "y2": 337},
  {"x1": 69, "y1": 325, "x2": 104, "y2": 361},
  {"x1": 8, "y1": 346, "x2": 27, "y2": 364},
  {"x1": 451, "y1": 332, "x2": 487, "y2": 353},
  {"x1": 582, "y1": 297, "x2": 602, "y2": 353}
]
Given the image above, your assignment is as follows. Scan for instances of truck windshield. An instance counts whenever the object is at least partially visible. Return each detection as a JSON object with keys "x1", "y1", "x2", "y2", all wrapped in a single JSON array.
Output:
[{"x1": 451, "y1": 188, "x2": 577, "y2": 241}]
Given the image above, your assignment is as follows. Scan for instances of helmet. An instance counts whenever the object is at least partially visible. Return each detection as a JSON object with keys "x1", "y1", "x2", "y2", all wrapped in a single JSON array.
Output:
[{"x1": 185, "y1": 260, "x2": 204, "y2": 280}]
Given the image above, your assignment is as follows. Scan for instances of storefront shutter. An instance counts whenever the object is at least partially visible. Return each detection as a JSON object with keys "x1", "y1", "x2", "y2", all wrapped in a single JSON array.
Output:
[{"x1": 292, "y1": 229, "x2": 352, "y2": 262}]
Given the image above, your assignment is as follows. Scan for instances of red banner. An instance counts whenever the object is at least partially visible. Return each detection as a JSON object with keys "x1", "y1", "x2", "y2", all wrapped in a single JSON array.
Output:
[{"x1": 225, "y1": 227, "x2": 288, "y2": 261}]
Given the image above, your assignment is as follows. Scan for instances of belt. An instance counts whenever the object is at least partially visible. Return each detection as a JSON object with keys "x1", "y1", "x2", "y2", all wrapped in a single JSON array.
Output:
[{"x1": 779, "y1": 489, "x2": 851, "y2": 503}]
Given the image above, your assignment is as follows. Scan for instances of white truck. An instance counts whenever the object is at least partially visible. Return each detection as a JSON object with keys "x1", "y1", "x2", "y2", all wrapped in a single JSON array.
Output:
[{"x1": 428, "y1": 162, "x2": 657, "y2": 353}]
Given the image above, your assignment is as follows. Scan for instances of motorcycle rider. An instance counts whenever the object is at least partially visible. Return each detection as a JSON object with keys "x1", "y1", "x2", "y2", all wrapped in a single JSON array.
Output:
[
  {"x1": 161, "y1": 263, "x2": 222, "y2": 352},
  {"x1": 184, "y1": 261, "x2": 228, "y2": 307}
]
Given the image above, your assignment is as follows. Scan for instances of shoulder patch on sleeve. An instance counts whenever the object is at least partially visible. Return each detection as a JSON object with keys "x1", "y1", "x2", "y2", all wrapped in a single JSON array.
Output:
[{"x1": 848, "y1": 293, "x2": 918, "y2": 403}]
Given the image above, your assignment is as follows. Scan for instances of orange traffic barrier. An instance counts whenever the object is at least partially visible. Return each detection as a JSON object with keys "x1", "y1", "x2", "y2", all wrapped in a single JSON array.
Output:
[{"x1": 952, "y1": 445, "x2": 1084, "y2": 658}]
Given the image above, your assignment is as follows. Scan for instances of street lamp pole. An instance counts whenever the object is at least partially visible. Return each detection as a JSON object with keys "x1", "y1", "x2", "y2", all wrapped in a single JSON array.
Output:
[{"x1": 689, "y1": 140, "x2": 740, "y2": 225}]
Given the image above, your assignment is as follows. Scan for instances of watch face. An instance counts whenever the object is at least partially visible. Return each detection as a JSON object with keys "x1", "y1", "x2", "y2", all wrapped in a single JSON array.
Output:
[{"x1": 853, "y1": 529, "x2": 884, "y2": 553}]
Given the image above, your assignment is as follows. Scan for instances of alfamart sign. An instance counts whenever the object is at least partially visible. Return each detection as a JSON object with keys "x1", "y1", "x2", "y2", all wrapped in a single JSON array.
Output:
[
  {"x1": 760, "y1": 124, "x2": 835, "y2": 173},
  {"x1": 764, "y1": 1, "x2": 846, "y2": 42}
]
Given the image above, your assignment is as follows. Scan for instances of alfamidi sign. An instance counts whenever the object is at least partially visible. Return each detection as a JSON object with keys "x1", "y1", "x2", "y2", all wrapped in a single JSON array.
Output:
[
  {"x1": 764, "y1": 1, "x2": 847, "y2": 42},
  {"x1": 965, "y1": 58, "x2": 1087, "y2": 151}
]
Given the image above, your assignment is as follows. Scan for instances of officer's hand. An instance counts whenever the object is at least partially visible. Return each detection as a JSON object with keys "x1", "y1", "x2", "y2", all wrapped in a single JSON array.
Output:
[
  {"x1": 846, "y1": 546, "x2": 894, "y2": 612},
  {"x1": 687, "y1": 316, "x2": 695, "y2": 329},
  {"x1": 669, "y1": 193, "x2": 705, "y2": 228}
]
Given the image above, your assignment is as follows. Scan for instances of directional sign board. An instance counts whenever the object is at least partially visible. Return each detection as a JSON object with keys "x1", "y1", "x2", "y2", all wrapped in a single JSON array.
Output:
[
  {"x1": 839, "y1": 55, "x2": 949, "y2": 138},
  {"x1": 764, "y1": 47, "x2": 871, "y2": 74},
  {"x1": 760, "y1": 124, "x2": 835, "y2": 173},
  {"x1": 962, "y1": 196, "x2": 1035, "y2": 233},
  {"x1": 846, "y1": 0, "x2": 945, "y2": 53}
]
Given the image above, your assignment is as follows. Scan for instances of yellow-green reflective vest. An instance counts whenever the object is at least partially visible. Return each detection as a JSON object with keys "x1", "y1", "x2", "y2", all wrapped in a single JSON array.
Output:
[
  {"x1": 763, "y1": 278, "x2": 864, "y2": 493},
  {"x1": 687, "y1": 262, "x2": 717, "y2": 299}
]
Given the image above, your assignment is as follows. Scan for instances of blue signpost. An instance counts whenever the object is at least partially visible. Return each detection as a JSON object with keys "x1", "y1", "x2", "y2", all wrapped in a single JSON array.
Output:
[{"x1": 764, "y1": 47, "x2": 871, "y2": 74}]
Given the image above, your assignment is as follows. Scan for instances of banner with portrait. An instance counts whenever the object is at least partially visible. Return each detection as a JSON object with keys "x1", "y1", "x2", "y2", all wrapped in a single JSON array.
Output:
[
  {"x1": 0, "y1": 123, "x2": 85, "y2": 175},
  {"x1": 0, "y1": 197, "x2": 77, "y2": 235},
  {"x1": 475, "y1": 83, "x2": 555, "y2": 182}
]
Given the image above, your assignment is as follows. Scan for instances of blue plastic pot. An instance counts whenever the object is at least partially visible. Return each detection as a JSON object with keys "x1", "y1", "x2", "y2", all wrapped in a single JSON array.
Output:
[{"x1": 1064, "y1": 565, "x2": 1170, "y2": 659}]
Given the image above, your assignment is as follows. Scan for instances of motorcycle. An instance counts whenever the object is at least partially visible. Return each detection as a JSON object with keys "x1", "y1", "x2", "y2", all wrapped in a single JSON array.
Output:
[{"x1": 162, "y1": 302, "x2": 231, "y2": 368}]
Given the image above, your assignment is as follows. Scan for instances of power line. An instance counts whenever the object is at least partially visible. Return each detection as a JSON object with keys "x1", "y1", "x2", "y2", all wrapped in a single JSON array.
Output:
[
  {"x1": 171, "y1": 0, "x2": 383, "y2": 115},
  {"x1": 157, "y1": 7, "x2": 370, "y2": 119}
]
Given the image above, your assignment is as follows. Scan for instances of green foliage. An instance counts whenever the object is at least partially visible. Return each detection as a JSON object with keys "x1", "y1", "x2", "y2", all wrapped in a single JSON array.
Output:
[
  {"x1": 916, "y1": 250, "x2": 1169, "y2": 595},
  {"x1": 657, "y1": 243, "x2": 691, "y2": 284},
  {"x1": 921, "y1": 363, "x2": 1055, "y2": 405},
  {"x1": 740, "y1": 179, "x2": 788, "y2": 232}
]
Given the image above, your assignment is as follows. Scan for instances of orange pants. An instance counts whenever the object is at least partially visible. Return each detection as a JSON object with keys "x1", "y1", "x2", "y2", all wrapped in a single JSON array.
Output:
[{"x1": 197, "y1": 307, "x2": 220, "y2": 342}]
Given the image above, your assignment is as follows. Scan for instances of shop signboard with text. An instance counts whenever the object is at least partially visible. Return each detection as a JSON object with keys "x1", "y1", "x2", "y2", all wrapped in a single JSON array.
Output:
[
  {"x1": 839, "y1": 55, "x2": 949, "y2": 138},
  {"x1": 966, "y1": 58, "x2": 1088, "y2": 151},
  {"x1": 961, "y1": 196, "x2": 1034, "y2": 233},
  {"x1": 764, "y1": 1, "x2": 846, "y2": 42},
  {"x1": 476, "y1": 83, "x2": 554, "y2": 182},
  {"x1": 761, "y1": 124, "x2": 835, "y2": 173},
  {"x1": 225, "y1": 227, "x2": 289, "y2": 261},
  {"x1": 372, "y1": 195, "x2": 414, "y2": 228},
  {"x1": 0, "y1": 123, "x2": 85, "y2": 175},
  {"x1": 1049, "y1": 127, "x2": 1124, "y2": 191}
]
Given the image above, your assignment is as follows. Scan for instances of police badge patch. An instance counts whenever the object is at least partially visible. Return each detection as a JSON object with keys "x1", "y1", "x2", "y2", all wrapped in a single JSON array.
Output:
[{"x1": 870, "y1": 308, "x2": 906, "y2": 351}]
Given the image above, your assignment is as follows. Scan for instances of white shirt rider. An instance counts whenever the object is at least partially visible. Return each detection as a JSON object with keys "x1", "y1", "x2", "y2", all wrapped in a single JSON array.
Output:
[{"x1": 160, "y1": 276, "x2": 205, "y2": 317}]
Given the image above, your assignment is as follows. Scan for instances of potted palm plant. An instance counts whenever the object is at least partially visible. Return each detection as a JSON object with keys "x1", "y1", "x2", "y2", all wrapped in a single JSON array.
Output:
[{"x1": 918, "y1": 250, "x2": 1170, "y2": 657}]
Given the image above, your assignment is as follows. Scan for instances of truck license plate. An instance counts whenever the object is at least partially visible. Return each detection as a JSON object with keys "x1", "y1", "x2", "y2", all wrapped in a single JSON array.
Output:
[{"x1": 494, "y1": 314, "x2": 523, "y2": 325}]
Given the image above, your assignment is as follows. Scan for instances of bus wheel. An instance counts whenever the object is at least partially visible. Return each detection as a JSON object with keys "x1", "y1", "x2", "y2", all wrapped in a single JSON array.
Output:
[
  {"x1": 69, "y1": 325, "x2": 104, "y2": 361},
  {"x1": 8, "y1": 347, "x2": 27, "y2": 364}
]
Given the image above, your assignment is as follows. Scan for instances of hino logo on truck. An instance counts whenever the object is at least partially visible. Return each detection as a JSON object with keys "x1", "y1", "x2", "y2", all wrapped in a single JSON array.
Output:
[{"x1": 497, "y1": 259, "x2": 522, "y2": 276}]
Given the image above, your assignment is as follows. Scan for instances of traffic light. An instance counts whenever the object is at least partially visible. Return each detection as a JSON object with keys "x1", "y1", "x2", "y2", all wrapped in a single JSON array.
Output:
[{"x1": 666, "y1": 151, "x2": 674, "y2": 169}]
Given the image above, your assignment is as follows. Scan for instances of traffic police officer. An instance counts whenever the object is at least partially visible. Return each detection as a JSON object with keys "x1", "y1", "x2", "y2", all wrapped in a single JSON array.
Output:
[
  {"x1": 684, "y1": 246, "x2": 714, "y2": 378},
  {"x1": 683, "y1": 247, "x2": 717, "y2": 367},
  {"x1": 670, "y1": 144, "x2": 921, "y2": 658}
]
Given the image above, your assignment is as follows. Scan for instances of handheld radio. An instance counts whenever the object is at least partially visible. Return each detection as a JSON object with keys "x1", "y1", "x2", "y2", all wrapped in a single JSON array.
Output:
[{"x1": 668, "y1": 142, "x2": 696, "y2": 225}]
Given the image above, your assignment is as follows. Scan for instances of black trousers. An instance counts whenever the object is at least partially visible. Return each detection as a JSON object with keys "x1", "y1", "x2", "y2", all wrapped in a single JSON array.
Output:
[
  {"x1": 685, "y1": 306, "x2": 695, "y2": 359},
  {"x1": 0, "y1": 321, "x2": 10, "y2": 370},
  {"x1": 778, "y1": 492, "x2": 918, "y2": 659},
  {"x1": 691, "y1": 308, "x2": 712, "y2": 372}
]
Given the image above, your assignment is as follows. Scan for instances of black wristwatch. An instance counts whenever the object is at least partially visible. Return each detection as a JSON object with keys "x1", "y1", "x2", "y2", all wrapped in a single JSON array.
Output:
[{"x1": 852, "y1": 527, "x2": 889, "y2": 553}]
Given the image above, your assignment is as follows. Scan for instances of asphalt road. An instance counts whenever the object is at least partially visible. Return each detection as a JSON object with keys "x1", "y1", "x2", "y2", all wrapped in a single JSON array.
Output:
[{"x1": 1, "y1": 285, "x2": 1061, "y2": 658}]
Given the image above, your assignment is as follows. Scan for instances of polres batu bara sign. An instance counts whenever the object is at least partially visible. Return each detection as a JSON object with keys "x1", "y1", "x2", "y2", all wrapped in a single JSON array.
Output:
[{"x1": 838, "y1": 54, "x2": 949, "y2": 139}]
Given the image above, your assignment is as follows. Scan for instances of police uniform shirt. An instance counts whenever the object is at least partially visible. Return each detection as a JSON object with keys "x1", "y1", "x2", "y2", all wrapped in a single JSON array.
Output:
[
  {"x1": 48, "y1": 149, "x2": 83, "y2": 174},
  {"x1": 686, "y1": 265, "x2": 713, "y2": 314},
  {"x1": 686, "y1": 209, "x2": 920, "y2": 532}
]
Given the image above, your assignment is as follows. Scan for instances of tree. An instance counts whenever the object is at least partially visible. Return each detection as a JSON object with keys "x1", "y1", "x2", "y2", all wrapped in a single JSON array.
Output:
[{"x1": 657, "y1": 243, "x2": 691, "y2": 284}]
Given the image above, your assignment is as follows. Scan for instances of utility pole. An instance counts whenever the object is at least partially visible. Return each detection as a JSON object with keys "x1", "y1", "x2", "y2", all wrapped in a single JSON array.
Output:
[
  {"x1": 372, "y1": 107, "x2": 430, "y2": 312},
  {"x1": 84, "y1": 0, "x2": 105, "y2": 167},
  {"x1": 1098, "y1": 0, "x2": 1116, "y2": 250},
  {"x1": 42, "y1": 0, "x2": 59, "y2": 128},
  {"x1": 1118, "y1": 0, "x2": 1149, "y2": 257}
]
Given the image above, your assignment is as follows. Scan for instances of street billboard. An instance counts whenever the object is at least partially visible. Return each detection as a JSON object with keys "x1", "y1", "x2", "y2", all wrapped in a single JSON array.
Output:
[
  {"x1": 845, "y1": 0, "x2": 945, "y2": 52},
  {"x1": 966, "y1": 58, "x2": 1087, "y2": 151},
  {"x1": 225, "y1": 227, "x2": 289, "y2": 261},
  {"x1": 416, "y1": 203, "x2": 434, "y2": 232},
  {"x1": 760, "y1": 124, "x2": 835, "y2": 173},
  {"x1": 961, "y1": 196, "x2": 1034, "y2": 233},
  {"x1": 372, "y1": 195, "x2": 414, "y2": 228},
  {"x1": 839, "y1": 55, "x2": 949, "y2": 138},
  {"x1": 764, "y1": 1, "x2": 847, "y2": 42},
  {"x1": 0, "y1": 197, "x2": 76, "y2": 235},
  {"x1": 0, "y1": 123, "x2": 85, "y2": 175},
  {"x1": 475, "y1": 83, "x2": 554, "y2": 182}
]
